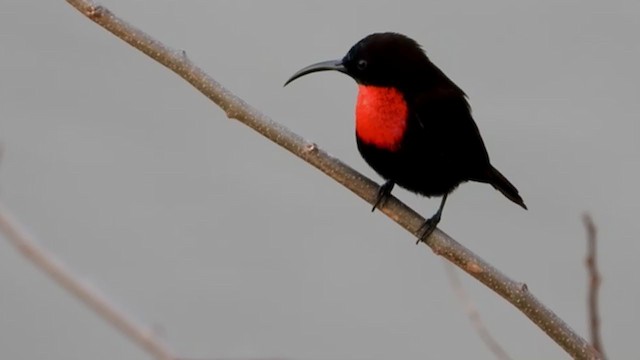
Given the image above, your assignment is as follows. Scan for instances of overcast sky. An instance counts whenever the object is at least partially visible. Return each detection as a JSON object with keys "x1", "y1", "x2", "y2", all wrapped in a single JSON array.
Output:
[{"x1": 1, "y1": 1, "x2": 639, "y2": 359}]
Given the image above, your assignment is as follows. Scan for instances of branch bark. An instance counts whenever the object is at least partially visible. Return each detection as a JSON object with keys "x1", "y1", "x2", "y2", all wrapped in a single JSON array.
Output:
[
  {"x1": 63, "y1": 1, "x2": 600, "y2": 358},
  {"x1": 583, "y1": 214, "x2": 607, "y2": 359}
]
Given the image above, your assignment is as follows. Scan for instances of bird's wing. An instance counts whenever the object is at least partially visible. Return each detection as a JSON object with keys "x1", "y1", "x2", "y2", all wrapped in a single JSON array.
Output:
[{"x1": 411, "y1": 88, "x2": 491, "y2": 172}]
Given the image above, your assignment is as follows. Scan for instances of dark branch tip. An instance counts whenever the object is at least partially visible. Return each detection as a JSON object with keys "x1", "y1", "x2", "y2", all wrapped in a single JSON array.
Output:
[
  {"x1": 303, "y1": 142, "x2": 317, "y2": 153},
  {"x1": 87, "y1": 5, "x2": 107, "y2": 19}
]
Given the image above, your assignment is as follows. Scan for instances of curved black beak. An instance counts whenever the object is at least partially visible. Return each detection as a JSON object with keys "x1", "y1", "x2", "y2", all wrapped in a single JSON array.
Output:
[{"x1": 284, "y1": 59, "x2": 347, "y2": 86}]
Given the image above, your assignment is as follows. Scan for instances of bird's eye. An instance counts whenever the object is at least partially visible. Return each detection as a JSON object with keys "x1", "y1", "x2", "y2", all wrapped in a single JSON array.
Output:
[{"x1": 357, "y1": 59, "x2": 368, "y2": 70}]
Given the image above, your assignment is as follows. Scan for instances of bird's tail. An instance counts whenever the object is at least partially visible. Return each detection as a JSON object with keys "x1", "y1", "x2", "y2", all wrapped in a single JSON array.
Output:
[{"x1": 486, "y1": 166, "x2": 527, "y2": 210}]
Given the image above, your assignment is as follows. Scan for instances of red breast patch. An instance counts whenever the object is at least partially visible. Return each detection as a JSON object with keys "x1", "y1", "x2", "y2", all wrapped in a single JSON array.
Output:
[{"x1": 355, "y1": 85, "x2": 408, "y2": 151}]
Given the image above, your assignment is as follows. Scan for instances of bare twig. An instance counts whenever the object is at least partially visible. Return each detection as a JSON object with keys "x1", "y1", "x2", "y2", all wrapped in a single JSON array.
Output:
[
  {"x1": 0, "y1": 204, "x2": 176, "y2": 360},
  {"x1": 63, "y1": 1, "x2": 600, "y2": 358},
  {"x1": 444, "y1": 262, "x2": 512, "y2": 360},
  {"x1": 583, "y1": 214, "x2": 607, "y2": 359}
]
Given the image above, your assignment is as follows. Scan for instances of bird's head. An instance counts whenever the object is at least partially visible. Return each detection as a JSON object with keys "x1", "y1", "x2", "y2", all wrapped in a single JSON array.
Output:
[{"x1": 285, "y1": 32, "x2": 431, "y2": 90}]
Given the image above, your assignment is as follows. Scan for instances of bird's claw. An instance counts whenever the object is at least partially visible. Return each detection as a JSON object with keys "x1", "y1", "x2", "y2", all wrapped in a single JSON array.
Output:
[
  {"x1": 371, "y1": 181, "x2": 395, "y2": 212},
  {"x1": 416, "y1": 214, "x2": 441, "y2": 244}
]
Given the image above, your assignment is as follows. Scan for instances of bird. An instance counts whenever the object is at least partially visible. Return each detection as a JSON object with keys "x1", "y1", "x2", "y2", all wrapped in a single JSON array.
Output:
[{"x1": 284, "y1": 32, "x2": 526, "y2": 241}]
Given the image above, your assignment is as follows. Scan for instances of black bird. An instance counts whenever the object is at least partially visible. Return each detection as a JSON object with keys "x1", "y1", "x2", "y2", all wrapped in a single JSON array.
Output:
[{"x1": 285, "y1": 32, "x2": 526, "y2": 241}]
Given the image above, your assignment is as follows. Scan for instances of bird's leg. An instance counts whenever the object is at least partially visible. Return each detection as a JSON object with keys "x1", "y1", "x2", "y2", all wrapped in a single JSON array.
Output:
[
  {"x1": 417, "y1": 194, "x2": 448, "y2": 244},
  {"x1": 371, "y1": 181, "x2": 395, "y2": 212}
]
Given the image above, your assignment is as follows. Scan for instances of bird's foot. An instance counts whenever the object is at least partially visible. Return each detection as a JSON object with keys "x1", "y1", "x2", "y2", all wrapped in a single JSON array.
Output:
[
  {"x1": 416, "y1": 213, "x2": 441, "y2": 244},
  {"x1": 372, "y1": 181, "x2": 395, "y2": 212}
]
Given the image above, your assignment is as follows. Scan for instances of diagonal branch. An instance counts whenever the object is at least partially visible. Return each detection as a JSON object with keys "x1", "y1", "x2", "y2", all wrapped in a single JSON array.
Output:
[
  {"x1": 583, "y1": 214, "x2": 607, "y2": 359},
  {"x1": 64, "y1": 1, "x2": 600, "y2": 358},
  {"x1": 0, "y1": 205, "x2": 176, "y2": 360},
  {"x1": 444, "y1": 262, "x2": 512, "y2": 360}
]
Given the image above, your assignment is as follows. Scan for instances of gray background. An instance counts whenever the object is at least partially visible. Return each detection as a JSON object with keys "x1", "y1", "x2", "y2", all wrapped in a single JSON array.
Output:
[{"x1": 1, "y1": 1, "x2": 638, "y2": 359}]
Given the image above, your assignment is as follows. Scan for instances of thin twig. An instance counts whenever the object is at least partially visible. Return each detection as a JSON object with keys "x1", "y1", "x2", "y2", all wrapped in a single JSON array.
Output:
[
  {"x1": 444, "y1": 262, "x2": 512, "y2": 360},
  {"x1": 0, "y1": 204, "x2": 176, "y2": 360},
  {"x1": 583, "y1": 214, "x2": 607, "y2": 359},
  {"x1": 63, "y1": 1, "x2": 600, "y2": 358}
]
